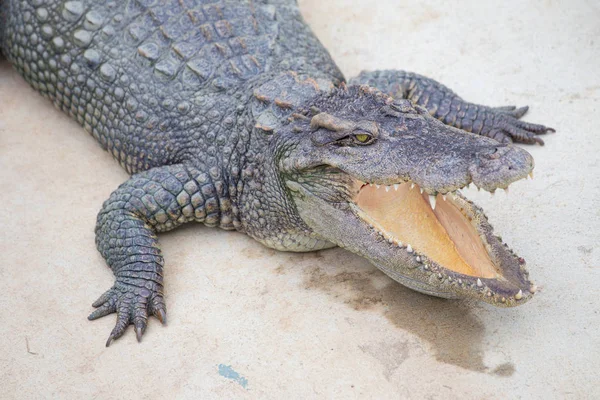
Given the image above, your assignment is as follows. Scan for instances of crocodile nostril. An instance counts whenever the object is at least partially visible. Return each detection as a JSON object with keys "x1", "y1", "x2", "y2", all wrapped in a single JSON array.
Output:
[{"x1": 486, "y1": 146, "x2": 507, "y2": 159}]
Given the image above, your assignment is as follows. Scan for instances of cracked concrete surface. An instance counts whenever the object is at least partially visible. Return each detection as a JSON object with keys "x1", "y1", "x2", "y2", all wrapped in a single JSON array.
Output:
[{"x1": 0, "y1": 0, "x2": 599, "y2": 398}]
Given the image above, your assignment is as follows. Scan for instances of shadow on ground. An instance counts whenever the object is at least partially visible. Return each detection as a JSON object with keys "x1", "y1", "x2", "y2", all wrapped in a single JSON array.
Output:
[{"x1": 264, "y1": 247, "x2": 515, "y2": 376}]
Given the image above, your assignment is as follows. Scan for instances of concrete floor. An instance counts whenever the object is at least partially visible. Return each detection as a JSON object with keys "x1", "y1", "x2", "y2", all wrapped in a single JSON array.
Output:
[{"x1": 0, "y1": 0, "x2": 599, "y2": 398}]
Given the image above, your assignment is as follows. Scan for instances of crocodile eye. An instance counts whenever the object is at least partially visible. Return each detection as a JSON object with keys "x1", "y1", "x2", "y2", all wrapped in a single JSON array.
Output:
[{"x1": 353, "y1": 133, "x2": 374, "y2": 144}]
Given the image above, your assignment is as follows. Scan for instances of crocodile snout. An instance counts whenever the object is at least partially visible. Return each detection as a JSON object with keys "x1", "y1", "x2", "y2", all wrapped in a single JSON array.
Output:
[{"x1": 469, "y1": 145, "x2": 534, "y2": 191}]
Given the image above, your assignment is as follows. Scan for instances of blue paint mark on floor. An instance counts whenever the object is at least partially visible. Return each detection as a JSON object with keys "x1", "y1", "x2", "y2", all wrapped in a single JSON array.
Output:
[{"x1": 218, "y1": 364, "x2": 248, "y2": 389}]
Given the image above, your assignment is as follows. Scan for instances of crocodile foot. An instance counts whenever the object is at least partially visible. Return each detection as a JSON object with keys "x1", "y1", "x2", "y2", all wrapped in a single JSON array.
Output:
[
  {"x1": 88, "y1": 279, "x2": 166, "y2": 346},
  {"x1": 487, "y1": 105, "x2": 555, "y2": 145}
]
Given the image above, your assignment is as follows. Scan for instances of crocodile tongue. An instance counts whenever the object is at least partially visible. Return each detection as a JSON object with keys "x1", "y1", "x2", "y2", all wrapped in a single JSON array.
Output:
[{"x1": 355, "y1": 182, "x2": 498, "y2": 279}]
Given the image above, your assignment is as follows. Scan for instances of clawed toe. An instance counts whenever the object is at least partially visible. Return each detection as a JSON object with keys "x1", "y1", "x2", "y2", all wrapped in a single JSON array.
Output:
[
  {"x1": 493, "y1": 105, "x2": 529, "y2": 118},
  {"x1": 88, "y1": 301, "x2": 117, "y2": 320},
  {"x1": 510, "y1": 105, "x2": 529, "y2": 119},
  {"x1": 515, "y1": 120, "x2": 554, "y2": 134},
  {"x1": 153, "y1": 307, "x2": 167, "y2": 325},
  {"x1": 133, "y1": 318, "x2": 147, "y2": 343},
  {"x1": 493, "y1": 105, "x2": 517, "y2": 112},
  {"x1": 488, "y1": 129, "x2": 513, "y2": 144}
]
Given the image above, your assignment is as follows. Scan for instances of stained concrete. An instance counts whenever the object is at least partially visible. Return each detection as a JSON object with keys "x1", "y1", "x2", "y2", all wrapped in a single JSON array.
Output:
[{"x1": 0, "y1": 0, "x2": 599, "y2": 398}]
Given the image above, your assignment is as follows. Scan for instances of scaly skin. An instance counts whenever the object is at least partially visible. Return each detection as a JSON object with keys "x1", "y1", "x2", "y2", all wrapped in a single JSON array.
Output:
[
  {"x1": 1, "y1": 0, "x2": 553, "y2": 345},
  {"x1": 350, "y1": 70, "x2": 554, "y2": 145}
]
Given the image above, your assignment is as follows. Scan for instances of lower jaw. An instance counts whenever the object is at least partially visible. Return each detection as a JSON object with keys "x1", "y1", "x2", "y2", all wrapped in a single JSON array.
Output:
[{"x1": 373, "y1": 257, "x2": 535, "y2": 306}]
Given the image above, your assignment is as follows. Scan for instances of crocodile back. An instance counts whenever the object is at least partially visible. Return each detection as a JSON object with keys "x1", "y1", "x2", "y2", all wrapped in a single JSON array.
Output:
[{"x1": 1, "y1": 0, "x2": 342, "y2": 173}]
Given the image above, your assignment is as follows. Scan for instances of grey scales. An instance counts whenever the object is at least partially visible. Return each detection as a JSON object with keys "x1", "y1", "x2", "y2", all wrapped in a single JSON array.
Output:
[{"x1": 0, "y1": 0, "x2": 553, "y2": 346}]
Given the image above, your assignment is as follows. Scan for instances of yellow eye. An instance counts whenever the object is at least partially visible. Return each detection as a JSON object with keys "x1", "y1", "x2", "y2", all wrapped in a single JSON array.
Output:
[{"x1": 355, "y1": 134, "x2": 370, "y2": 143}]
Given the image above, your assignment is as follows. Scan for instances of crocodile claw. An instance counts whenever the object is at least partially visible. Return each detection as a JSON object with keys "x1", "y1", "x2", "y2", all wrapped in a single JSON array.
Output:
[
  {"x1": 488, "y1": 105, "x2": 554, "y2": 145},
  {"x1": 88, "y1": 280, "x2": 166, "y2": 346},
  {"x1": 155, "y1": 308, "x2": 167, "y2": 325},
  {"x1": 135, "y1": 325, "x2": 144, "y2": 343}
]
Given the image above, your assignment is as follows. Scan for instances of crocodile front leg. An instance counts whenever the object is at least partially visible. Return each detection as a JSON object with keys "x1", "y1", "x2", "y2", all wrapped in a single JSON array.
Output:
[
  {"x1": 349, "y1": 70, "x2": 554, "y2": 144},
  {"x1": 90, "y1": 163, "x2": 229, "y2": 346}
]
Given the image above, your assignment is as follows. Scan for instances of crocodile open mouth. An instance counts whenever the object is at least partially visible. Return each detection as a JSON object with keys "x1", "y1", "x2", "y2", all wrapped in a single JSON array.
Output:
[
  {"x1": 353, "y1": 182, "x2": 502, "y2": 279},
  {"x1": 342, "y1": 179, "x2": 536, "y2": 306},
  {"x1": 288, "y1": 168, "x2": 535, "y2": 305}
]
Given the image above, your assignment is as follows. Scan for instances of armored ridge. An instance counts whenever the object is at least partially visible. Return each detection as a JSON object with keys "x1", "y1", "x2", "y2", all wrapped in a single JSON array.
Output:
[{"x1": 1, "y1": 0, "x2": 552, "y2": 345}]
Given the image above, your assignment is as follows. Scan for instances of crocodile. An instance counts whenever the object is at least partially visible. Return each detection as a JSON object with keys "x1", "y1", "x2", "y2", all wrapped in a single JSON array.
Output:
[{"x1": 0, "y1": 0, "x2": 553, "y2": 346}]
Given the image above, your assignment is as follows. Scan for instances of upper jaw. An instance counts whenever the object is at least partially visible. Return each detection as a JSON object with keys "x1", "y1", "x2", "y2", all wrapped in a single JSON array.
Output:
[
  {"x1": 345, "y1": 147, "x2": 535, "y2": 197},
  {"x1": 327, "y1": 132, "x2": 536, "y2": 196}
]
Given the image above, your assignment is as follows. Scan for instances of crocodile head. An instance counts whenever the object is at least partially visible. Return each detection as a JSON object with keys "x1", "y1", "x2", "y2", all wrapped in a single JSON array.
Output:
[{"x1": 264, "y1": 84, "x2": 536, "y2": 306}]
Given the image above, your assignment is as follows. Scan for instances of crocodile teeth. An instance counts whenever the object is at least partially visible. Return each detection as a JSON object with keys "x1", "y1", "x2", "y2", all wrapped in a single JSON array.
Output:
[
  {"x1": 442, "y1": 195, "x2": 446, "y2": 201},
  {"x1": 397, "y1": 241, "x2": 403, "y2": 247},
  {"x1": 476, "y1": 278, "x2": 483, "y2": 287},
  {"x1": 393, "y1": 184, "x2": 399, "y2": 191},
  {"x1": 515, "y1": 289, "x2": 523, "y2": 300},
  {"x1": 375, "y1": 184, "x2": 380, "y2": 189},
  {"x1": 429, "y1": 195, "x2": 437, "y2": 210},
  {"x1": 369, "y1": 183, "x2": 373, "y2": 187},
  {"x1": 530, "y1": 284, "x2": 538, "y2": 293},
  {"x1": 406, "y1": 244, "x2": 413, "y2": 253},
  {"x1": 420, "y1": 188, "x2": 424, "y2": 194},
  {"x1": 385, "y1": 186, "x2": 390, "y2": 192},
  {"x1": 410, "y1": 183, "x2": 415, "y2": 190}
]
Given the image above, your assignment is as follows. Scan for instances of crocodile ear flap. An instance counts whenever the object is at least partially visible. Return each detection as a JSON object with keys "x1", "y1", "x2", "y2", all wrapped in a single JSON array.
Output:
[
  {"x1": 310, "y1": 112, "x2": 356, "y2": 145},
  {"x1": 311, "y1": 129, "x2": 349, "y2": 146}
]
